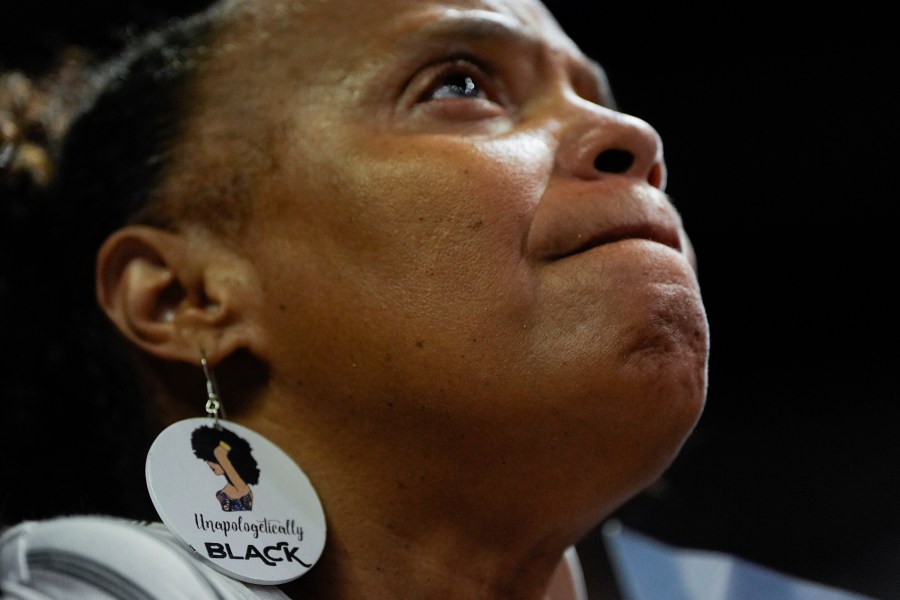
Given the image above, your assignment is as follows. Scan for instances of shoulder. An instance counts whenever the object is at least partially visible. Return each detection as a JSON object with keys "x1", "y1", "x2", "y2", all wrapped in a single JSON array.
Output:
[
  {"x1": 0, "y1": 515, "x2": 290, "y2": 600},
  {"x1": 601, "y1": 520, "x2": 877, "y2": 600}
]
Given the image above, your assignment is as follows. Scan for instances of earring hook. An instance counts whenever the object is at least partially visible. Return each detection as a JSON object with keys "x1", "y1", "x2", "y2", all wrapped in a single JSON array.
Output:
[{"x1": 200, "y1": 349, "x2": 226, "y2": 428}]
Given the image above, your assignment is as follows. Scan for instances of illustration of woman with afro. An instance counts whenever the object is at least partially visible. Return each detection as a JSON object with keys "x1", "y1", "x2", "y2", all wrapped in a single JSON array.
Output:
[{"x1": 191, "y1": 425, "x2": 260, "y2": 511}]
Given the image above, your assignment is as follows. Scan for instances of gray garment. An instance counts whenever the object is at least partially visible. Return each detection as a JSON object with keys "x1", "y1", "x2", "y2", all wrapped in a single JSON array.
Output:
[
  {"x1": 2, "y1": 515, "x2": 589, "y2": 600},
  {"x1": 0, "y1": 516, "x2": 291, "y2": 600}
]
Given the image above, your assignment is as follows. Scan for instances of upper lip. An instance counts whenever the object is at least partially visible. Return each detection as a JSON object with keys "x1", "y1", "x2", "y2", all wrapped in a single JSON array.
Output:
[{"x1": 525, "y1": 183, "x2": 684, "y2": 261}]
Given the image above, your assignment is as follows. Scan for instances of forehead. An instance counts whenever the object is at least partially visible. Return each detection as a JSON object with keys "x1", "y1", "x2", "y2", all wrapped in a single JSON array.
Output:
[
  {"x1": 218, "y1": 0, "x2": 586, "y2": 72},
  {"x1": 181, "y1": 0, "x2": 608, "y2": 175}
]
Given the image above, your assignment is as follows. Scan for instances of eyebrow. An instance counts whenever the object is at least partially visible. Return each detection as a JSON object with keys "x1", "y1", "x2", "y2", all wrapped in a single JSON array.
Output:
[
  {"x1": 400, "y1": 9, "x2": 539, "y2": 46},
  {"x1": 394, "y1": 9, "x2": 614, "y2": 106}
]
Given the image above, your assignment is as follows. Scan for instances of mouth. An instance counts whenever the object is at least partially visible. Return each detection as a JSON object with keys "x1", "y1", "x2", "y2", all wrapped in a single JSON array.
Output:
[
  {"x1": 526, "y1": 183, "x2": 686, "y2": 263},
  {"x1": 548, "y1": 221, "x2": 683, "y2": 260}
]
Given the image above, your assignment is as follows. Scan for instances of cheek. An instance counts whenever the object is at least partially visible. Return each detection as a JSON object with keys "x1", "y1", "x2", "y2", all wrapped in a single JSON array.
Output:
[
  {"x1": 416, "y1": 134, "x2": 549, "y2": 242},
  {"x1": 332, "y1": 134, "x2": 553, "y2": 290},
  {"x1": 244, "y1": 133, "x2": 560, "y2": 391}
]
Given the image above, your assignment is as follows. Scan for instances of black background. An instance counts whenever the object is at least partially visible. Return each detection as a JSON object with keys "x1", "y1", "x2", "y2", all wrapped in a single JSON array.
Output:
[
  {"x1": 4, "y1": 2, "x2": 899, "y2": 599},
  {"x1": 547, "y1": 4, "x2": 899, "y2": 600}
]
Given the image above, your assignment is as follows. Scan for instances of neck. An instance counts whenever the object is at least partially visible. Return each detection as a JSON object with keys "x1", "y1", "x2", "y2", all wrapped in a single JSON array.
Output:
[
  {"x1": 273, "y1": 463, "x2": 604, "y2": 597},
  {"x1": 279, "y1": 519, "x2": 586, "y2": 600},
  {"x1": 242, "y1": 393, "x2": 628, "y2": 599},
  {"x1": 273, "y1": 459, "x2": 602, "y2": 600}
]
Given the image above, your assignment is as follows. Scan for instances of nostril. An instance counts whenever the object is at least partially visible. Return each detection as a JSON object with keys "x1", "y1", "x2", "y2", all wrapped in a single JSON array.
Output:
[{"x1": 594, "y1": 148, "x2": 634, "y2": 174}]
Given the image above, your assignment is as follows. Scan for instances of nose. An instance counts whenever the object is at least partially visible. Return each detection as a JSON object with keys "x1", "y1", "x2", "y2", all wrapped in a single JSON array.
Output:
[{"x1": 555, "y1": 100, "x2": 666, "y2": 190}]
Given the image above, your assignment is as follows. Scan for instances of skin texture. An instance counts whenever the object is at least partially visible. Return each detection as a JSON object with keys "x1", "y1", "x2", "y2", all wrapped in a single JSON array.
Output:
[{"x1": 96, "y1": 0, "x2": 710, "y2": 598}]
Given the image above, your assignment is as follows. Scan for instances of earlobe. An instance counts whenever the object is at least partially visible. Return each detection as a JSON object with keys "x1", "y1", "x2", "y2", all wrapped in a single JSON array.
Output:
[{"x1": 96, "y1": 225, "x2": 250, "y2": 365}]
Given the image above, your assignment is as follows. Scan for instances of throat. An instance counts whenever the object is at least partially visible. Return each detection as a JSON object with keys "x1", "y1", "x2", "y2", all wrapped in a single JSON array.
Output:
[{"x1": 277, "y1": 545, "x2": 587, "y2": 600}]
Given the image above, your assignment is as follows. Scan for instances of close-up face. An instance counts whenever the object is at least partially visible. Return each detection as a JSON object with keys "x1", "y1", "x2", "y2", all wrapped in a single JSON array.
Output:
[
  {"x1": 207, "y1": 460, "x2": 224, "y2": 476},
  {"x1": 171, "y1": 0, "x2": 709, "y2": 508}
]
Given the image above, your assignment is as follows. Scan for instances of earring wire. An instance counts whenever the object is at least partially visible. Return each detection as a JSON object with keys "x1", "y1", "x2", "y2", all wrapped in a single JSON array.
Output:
[{"x1": 200, "y1": 350, "x2": 226, "y2": 428}]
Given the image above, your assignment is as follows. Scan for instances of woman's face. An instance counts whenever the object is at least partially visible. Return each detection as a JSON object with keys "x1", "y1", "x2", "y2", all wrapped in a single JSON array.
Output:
[
  {"x1": 207, "y1": 461, "x2": 224, "y2": 476},
  {"x1": 183, "y1": 0, "x2": 709, "y2": 500}
]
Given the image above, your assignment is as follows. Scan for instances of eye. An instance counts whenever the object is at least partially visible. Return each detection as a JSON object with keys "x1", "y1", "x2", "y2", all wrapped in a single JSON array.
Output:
[
  {"x1": 414, "y1": 58, "x2": 506, "y2": 108},
  {"x1": 428, "y1": 71, "x2": 487, "y2": 101}
]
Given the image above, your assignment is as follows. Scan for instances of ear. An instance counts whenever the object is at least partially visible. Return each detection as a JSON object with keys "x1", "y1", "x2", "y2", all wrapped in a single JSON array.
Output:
[{"x1": 96, "y1": 225, "x2": 260, "y2": 366}]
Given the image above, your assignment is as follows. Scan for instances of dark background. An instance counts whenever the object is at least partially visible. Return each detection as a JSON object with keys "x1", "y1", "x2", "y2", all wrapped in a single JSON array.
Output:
[
  {"x1": 4, "y1": 2, "x2": 898, "y2": 599},
  {"x1": 548, "y1": 4, "x2": 899, "y2": 600}
]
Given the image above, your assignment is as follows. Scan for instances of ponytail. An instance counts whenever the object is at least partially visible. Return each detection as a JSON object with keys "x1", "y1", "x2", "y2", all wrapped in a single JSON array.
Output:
[{"x1": 0, "y1": 6, "x2": 219, "y2": 525}]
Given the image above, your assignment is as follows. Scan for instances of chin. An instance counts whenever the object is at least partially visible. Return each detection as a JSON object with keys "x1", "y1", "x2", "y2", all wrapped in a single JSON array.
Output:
[
  {"x1": 580, "y1": 304, "x2": 709, "y2": 508},
  {"x1": 614, "y1": 345, "x2": 709, "y2": 501}
]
